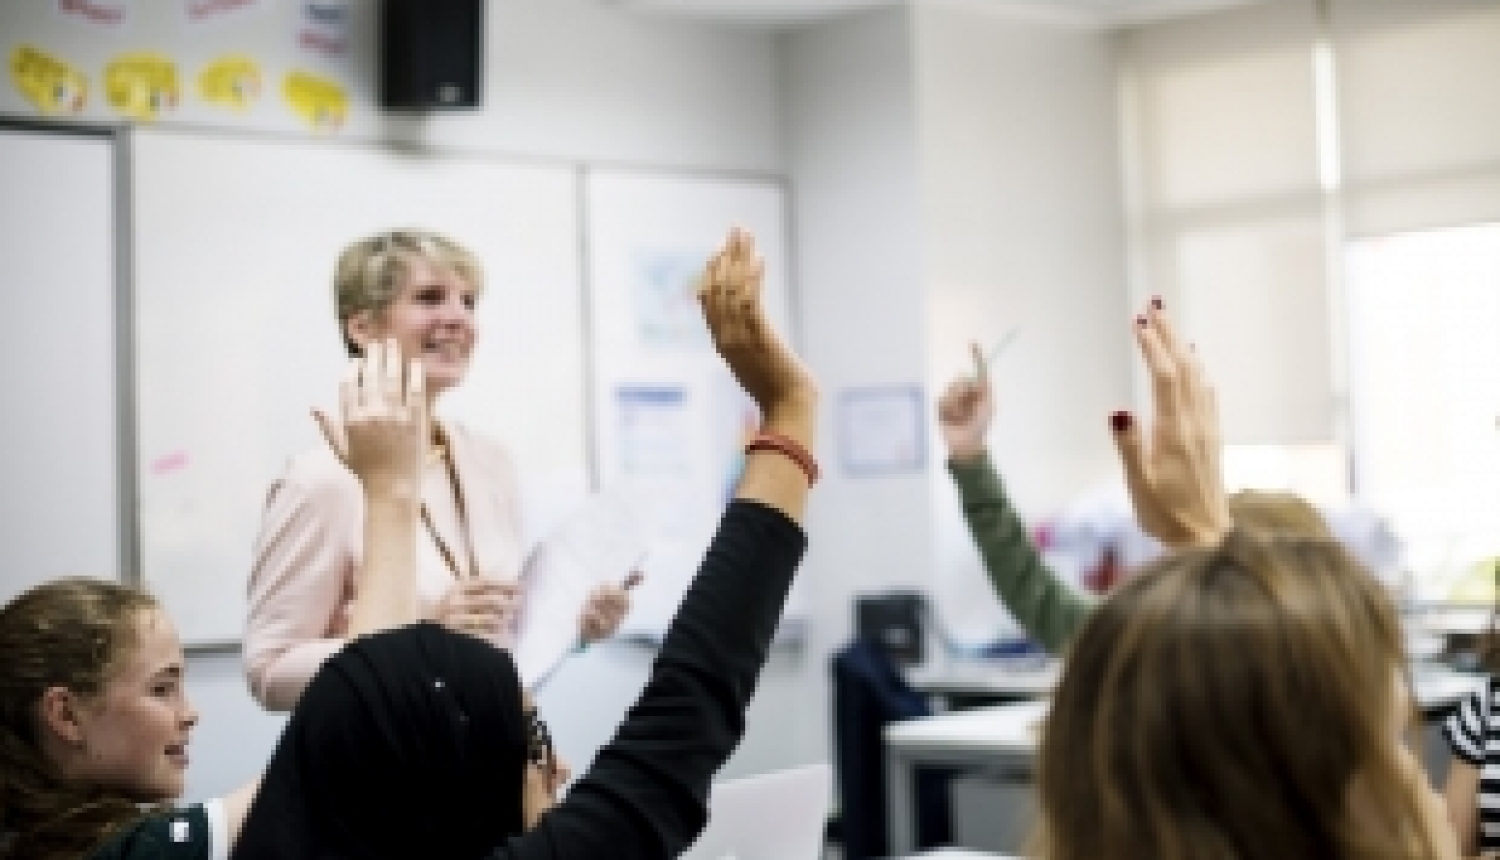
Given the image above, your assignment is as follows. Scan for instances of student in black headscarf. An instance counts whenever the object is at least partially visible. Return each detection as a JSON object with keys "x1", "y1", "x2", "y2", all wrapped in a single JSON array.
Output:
[{"x1": 2, "y1": 226, "x2": 815, "y2": 860}]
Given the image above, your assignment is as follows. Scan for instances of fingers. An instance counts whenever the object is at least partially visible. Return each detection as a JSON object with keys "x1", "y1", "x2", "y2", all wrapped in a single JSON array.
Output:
[
  {"x1": 455, "y1": 580, "x2": 519, "y2": 614},
  {"x1": 1108, "y1": 410, "x2": 1156, "y2": 522},
  {"x1": 937, "y1": 378, "x2": 990, "y2": 436},
  {"x1": 311, "y1": 408, "x2": 347, "y2": 463},
  {"x1": 1134, "y1": 312, "x2": 1183, "y2": 420},
  {"x1": 362, "y1": 339, "x2": 384, "y2": 411},
  {"x1": 382, "y1": 336, "x2": 404, "y2": 403},
  {"x1": 581, "y1": 584, "x2": 631, "y2": 641},
  {"x1": 340, "y1": 355, "x2": 360, "y2": 421},
  {"x1": 447, "y1": 612, "x2": 503, "y2": 636},
  {"x1": 457, "y1": 578, "x2": 519, "y2": 598},
  {"x1": 550, "y1": 759, "x2": 572, "y2": 791},
  {"x1": 407, "y1": 352, "x2": 427, "y2": 425},
  {"x1": 1179, "y1": 342, "x2": 1220, "y2": 456},
  {"x1": 1146, "y1": 299, "x2": 1189, "y2": 365}
]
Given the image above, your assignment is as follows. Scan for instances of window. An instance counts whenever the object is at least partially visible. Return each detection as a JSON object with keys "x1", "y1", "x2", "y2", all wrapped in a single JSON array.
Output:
[{"x1": 1346, "y1": 222, "x2": 1500, "y2": 599}]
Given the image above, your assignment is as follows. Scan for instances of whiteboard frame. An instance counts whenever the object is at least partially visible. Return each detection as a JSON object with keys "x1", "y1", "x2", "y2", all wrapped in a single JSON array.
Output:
[{"x1": 0, "y1": 117, "x2": 137, "y2": 593}]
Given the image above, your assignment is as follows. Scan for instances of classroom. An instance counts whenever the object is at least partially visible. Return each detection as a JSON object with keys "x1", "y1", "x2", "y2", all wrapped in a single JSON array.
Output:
[{"x1": 3, "y1": 1, "x2": 1500, "y2": 859}]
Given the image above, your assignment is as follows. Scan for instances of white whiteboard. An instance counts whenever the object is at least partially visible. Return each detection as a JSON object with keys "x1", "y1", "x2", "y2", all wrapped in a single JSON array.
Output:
[
  {"x1": 584, "y1": 169, "x2": 804, "y2": 637},
  {"x1": 0, "y1": 123, "x2": 122, "y2": 601},
  {"x1": 132, "y1": 129, "x2": 587, "y2": 645}
]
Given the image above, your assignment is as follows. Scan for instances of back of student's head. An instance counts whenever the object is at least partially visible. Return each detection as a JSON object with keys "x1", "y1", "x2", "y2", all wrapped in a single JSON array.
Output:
[
  {"x1": 1228, "y1": 489, "x2": 1333, "y2": 540},
  {"x1": 0, "y1": 578, "x2": 157, "y2": 860},
  {"x1": 1034, "y1": 530, "x2": 1447, "y2": 860}
]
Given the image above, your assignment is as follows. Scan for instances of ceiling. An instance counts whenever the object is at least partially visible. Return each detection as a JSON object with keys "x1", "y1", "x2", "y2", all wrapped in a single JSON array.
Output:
[{"x1": 603, "y1": 0, "x2": 1265, "y2": 28}]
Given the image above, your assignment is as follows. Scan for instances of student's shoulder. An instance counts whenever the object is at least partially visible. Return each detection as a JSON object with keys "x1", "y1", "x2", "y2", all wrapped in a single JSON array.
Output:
[{"x1": 89, "y1": 803, "x2": 222, "y2": 860}]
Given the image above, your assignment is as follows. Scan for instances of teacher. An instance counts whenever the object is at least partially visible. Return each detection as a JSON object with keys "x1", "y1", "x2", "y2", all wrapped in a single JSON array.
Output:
[{"x1": 244, "y1": 229, "x2": 633, "y2": 711}]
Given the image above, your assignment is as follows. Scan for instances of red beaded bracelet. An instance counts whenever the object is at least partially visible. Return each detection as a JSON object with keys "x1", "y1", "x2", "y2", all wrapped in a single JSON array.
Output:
[{"x1": 745, "y1": 431, "x2": 819, "y2": 486}]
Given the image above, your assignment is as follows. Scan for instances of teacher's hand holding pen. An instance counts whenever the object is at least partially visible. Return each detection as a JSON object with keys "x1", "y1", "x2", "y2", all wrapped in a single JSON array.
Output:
[{"x1": 579, "y1": 571, "x2": 643, "y2": 644}]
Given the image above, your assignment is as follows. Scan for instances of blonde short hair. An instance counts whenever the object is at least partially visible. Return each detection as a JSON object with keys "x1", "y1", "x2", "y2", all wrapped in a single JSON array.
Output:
[{"x1": 333, "y1": 230, "x2": 484, "y2": 356}]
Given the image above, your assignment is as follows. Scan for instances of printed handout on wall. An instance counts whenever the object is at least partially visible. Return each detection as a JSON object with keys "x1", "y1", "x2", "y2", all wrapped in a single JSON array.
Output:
[
  {"x1": 838, "y1": 386, "x2": 926, "y2": 476},
  {"x1": 297, "y1": 0, "x2": 352, "y2": 59},
  {"x1": 631, "y1": 248, "x2": 712, "y2": 349},
  {"x1": 10, "y1": 45, "x2": 89, "y2": 114},
  {"x1": 617, "y1": 386, "x2": 693, "y2": 477}
]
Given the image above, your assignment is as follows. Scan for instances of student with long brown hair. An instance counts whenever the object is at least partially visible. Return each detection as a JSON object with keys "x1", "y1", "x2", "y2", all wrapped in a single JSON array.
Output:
[{"x1": 1031, "y1": 303, "x2": 1457, "y2": 860}]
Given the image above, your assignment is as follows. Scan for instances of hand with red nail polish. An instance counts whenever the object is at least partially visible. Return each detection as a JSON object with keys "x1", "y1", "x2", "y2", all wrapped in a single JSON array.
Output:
[{"x1": 1108, "y1": 304, "x2": 1231, "y2": 549}]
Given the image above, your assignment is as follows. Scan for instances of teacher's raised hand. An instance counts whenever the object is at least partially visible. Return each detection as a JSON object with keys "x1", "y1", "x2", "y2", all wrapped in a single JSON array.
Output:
[
  {"x1": 1108, "y1": 300, "x2": 1231, "y2": 549},
  {"x1": 698, "y1": 227, "x2": 818, "y2": 520}
]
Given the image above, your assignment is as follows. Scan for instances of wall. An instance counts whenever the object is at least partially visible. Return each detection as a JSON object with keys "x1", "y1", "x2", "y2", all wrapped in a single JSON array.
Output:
[
  {"x1": 913, "y1": 1, "x2": 1133, "y2": 637},
  {"x1": 777, "y1": 2, "x2": 932, "y2": 775}
]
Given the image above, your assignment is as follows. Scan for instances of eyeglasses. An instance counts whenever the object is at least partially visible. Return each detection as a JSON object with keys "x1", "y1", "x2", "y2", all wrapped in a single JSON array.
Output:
[{"x1": 525, "y1": 708, "x2": 554, "y2": 771}]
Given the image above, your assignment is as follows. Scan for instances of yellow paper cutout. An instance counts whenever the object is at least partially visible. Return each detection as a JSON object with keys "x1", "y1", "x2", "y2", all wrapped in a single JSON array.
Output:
[
  {"x1": 198, "y1": 54, "x2": 261, "y2": 112},
  {"x1": 282, "y1": 69, "x2": 346, "y2": 132},
  {"x1": 105, "y1": 52, "x2": 180, "y2": 121},
  {"x1": 10, "y1": 44, "x2": 88, "y2": 115}
]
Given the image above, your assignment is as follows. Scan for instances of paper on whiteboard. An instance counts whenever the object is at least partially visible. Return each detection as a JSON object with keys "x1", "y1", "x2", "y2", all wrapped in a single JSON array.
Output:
[{"x1": 512, "y1": 489, "x2": 648, "y2": 688}]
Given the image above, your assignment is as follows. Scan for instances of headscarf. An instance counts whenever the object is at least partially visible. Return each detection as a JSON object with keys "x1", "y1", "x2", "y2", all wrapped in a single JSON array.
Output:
[{"x1": 230, "y1": 622, "x2": 529, "y2": 860}]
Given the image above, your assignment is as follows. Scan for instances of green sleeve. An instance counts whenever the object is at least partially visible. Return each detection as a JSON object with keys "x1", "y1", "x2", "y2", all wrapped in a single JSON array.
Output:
[{"x1": 947, "y1": 452, "x2": 1096, "y2": 654}]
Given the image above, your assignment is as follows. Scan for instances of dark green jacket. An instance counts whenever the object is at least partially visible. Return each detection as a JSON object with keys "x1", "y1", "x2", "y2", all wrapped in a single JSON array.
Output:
[{"x1": 948, "y1": 452, "x2": 1094, "y2": 654}]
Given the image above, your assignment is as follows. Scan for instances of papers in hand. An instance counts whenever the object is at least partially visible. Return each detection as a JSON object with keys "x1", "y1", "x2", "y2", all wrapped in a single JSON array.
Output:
[{"x1": 511, "y1": 489, "x2": 648, "y2": 689}]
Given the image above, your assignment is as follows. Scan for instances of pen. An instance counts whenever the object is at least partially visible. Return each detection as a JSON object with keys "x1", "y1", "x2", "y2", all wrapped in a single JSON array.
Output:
[{"x1": 974, "y1": 328, "x2": 1020, "y2": 378}]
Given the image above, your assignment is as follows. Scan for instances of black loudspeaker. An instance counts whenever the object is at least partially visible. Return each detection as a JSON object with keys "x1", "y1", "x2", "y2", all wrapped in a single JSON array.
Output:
[
  {"x1": 855, "y1": 591, "x2": 928, "y2": 666},
  {"x1": 379, "y1": 0, "x2": 483, "y2": 109}
]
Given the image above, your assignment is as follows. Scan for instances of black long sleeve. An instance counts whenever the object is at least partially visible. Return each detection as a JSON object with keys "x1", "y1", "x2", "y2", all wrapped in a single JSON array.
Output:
[{"x1": 494, "y1": 498, "x2": 807, "y2": 860}]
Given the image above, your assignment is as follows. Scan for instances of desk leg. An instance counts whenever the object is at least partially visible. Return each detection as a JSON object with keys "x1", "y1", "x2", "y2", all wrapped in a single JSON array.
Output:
[{"x1": 885, "y1": 747, "x2": 917, "y2": 857}]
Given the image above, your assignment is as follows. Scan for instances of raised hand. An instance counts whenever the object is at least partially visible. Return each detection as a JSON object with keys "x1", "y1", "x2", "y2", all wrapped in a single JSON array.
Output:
[
  {"x1": 937, "y1": 342, "x2": 995, "y2": 462},
  {"x1": 1109, "y1": 301, "x2": 1231, "y2": 548},
  {"x1": 697, "y1": 227, "x2": 816, "y2": 426},
  {"x1": 313, "y1": 338, "x2": 428, "y2": 499}
]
